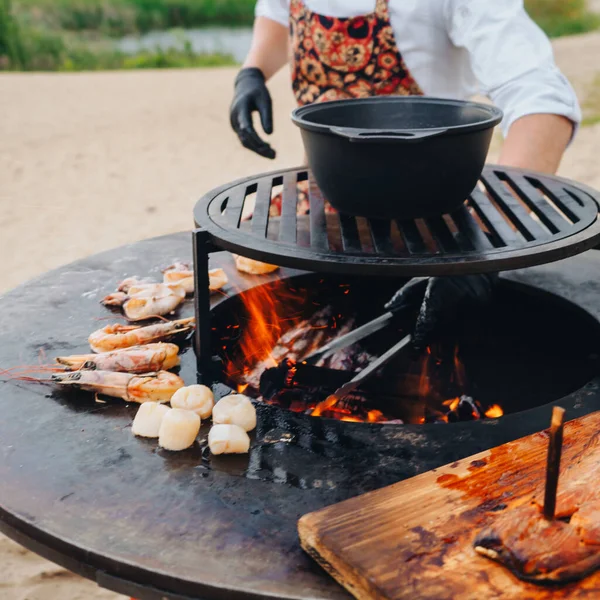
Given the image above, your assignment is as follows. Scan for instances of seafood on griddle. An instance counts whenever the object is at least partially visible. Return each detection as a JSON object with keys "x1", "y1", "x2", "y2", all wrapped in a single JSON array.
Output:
[
  {"x1": 212, "y1": 394, "x2": 256, "y2": 432},
  {"x1": 132, "y1": 402, "x2": 171, "y2": 438},
  {"x1": 162, "y1": 262, "x2": 194, "y2": 294},
  {"x1": 158, "y1": 408, "x2": 201, "y2": 451},
  {"x1": 475, "y1": 432, "x2": 600, "y2": 583},
  {"x1": 233, "y1": 255, "x2": 279, "y2": 275},
  {"x1": 170, "y1": 384, "x2": 214, "y2": 419},
  {"x1": 103, "y1": 282, "x2": 187, "y2": 321},
  {"x1": 209, "y1": 424, "x2": 250, "y2": 455},
  {"x1": 88, "y1": 317, "x2": 194, "y2": 353},
  {"x1": 56, "y1": 343, "x2": 180, "y2": 373},
  {"x1": 52, "y1": 369, "x2": 184, "y2": 403},
  {"x1": 162, "y1": 262, "x2": 229, "y2": 295}
]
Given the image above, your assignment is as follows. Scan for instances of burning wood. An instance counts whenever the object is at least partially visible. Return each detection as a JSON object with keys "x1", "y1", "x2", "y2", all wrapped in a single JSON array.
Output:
[{"x1": 223, "y1": 280, "x2": 505, "y2": 424}]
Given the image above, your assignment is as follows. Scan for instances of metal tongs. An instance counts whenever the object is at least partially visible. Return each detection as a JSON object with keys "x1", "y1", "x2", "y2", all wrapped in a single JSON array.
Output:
[{"x1": 260, "y1": 308, "x2": 411, "y2": 407}]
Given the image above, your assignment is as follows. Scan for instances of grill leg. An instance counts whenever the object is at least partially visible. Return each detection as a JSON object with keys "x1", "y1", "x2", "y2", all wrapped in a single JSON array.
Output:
[{"x1": 192, "y1": 228, "x2": 213, "y2": 374}]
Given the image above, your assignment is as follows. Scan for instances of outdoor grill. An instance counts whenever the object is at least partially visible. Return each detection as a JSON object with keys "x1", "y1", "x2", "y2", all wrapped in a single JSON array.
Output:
[{"x1": 2, "y1": 166, "x2": 600, "y2": 599}]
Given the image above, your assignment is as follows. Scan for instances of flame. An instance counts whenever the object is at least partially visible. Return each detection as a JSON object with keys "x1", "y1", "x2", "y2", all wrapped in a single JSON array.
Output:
[
  {"x1": 367, "y1": 409, "x2": 385, "y2": 422},
  {"x1": 225, "y1": 280, "x2": 305, "y2": 381},
  {"x1": 443, "y1": 397, "x2": 461, "y2": 412},
  {"x1": 222, "y1": 278, "x2": 506, "y2": 425},
  {"x1": 485, "y1": 404, "x2": 504, "y2": 418},
  {"x1": 311, "y1": 395, "x2": 339, "y2": 417}
]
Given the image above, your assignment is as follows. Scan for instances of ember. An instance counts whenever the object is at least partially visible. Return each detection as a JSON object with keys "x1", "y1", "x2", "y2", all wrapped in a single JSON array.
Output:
[{"x1": 221, "y1": 279, "x2": 504, "y2": 424}]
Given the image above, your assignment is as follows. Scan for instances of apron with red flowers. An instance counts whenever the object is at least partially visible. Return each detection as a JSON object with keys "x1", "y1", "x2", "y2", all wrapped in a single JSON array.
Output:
[
  {"x1": 270, "y1": 0, "x2": 424, "y2": 217},
  {"x1": 290, "y1": 0, "x2": 423, "y2": 105}
]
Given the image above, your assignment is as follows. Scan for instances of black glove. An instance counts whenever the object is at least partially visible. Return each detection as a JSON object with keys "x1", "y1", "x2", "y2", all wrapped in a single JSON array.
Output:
[
  {"x1": 230, "y1": 67, "x2": 275, "y2": 159},
  {"x1": 385, "y1": 274, "x2": 498, "y2": 352}
]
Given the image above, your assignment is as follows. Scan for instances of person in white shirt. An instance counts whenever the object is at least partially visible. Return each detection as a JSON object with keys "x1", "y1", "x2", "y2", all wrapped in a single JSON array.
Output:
[
  {"x1": 229, "y1": 0, "x2": 581, "y2": 350},
  {"x1": 230, "y1": 0, "x2": 580, "y2": 175}
]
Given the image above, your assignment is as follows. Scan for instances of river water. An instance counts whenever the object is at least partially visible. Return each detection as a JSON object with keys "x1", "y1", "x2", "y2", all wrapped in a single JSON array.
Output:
[{"x1": 118, "y1": 27, "x2": 253, "y2": 63}]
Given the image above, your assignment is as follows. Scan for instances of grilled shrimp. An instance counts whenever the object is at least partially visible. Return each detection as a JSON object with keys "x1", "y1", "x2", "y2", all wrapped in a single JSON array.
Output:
[
  {"x1": 89, "y1": 318, "x2": 194, "y2": 353},
  {"x1": 122, "y1": 283, "x2": 186, "y2": 321},
  {"x1": 162, "y1": 263, "x2": 229, "y2": 294},
  {"x1": 163, "y1": 262, "x2": 194, "y2": 294},
  {"x1": 51, "y1": 370, "x2": 184, "y2": 403},
  {"x1": 56, "y1": 343, "x2": 180, "y2": 373}
]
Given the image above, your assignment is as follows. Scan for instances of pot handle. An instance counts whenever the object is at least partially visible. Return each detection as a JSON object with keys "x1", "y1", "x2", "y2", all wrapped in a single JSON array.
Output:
[{"x1": 330, "y1": 127, "x2": 449, "y2": 143}]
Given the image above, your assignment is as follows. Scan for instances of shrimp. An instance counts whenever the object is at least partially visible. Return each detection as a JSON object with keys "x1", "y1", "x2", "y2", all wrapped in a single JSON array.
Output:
[
  {"x1": 122, "y1": 283, "x2": 186, "y2": 321},
  {"x1": 55, "y1": 343, "x2": 180, "y2": 373},
  {"x1": 233, "y1": 255, "x2": 279, "y2": 275},
  {"x1": 117, "y1": 276, "x2": 155, "y2": 292},
  {"x1": 88, "y1": 317, "x2": 194, "y2": 353},
  {"x1": 51, "y1": 370, "x2": 184, "y2": 403},
  {"x1": 163, "y1": 262, "x2": 194, "y2": 295},
  {"x1": 162, "y1": 263, "x2": 229, "y2": 294},
  {"x1": 208, "y1": 268, "x2": 228, "y2": 292}
]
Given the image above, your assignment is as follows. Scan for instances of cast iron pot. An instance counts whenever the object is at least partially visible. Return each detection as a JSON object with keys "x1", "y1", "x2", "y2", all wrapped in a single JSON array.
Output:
[{"x1": 291, "y1": 97, "x2": 503, "y2": 220}]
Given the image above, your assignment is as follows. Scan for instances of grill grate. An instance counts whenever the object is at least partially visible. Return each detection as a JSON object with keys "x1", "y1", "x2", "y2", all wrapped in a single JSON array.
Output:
[{"x1": 195, "y1": 166, "x2": 600, "y2": 276}]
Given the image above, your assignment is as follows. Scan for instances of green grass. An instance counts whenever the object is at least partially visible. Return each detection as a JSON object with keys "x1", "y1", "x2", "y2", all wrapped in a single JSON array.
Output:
[
  {"x1": 525, "y1": 0, "x2": 600, "y2": 37},
  {"x1": 0, "y1": 0, "x2": 237, "y2": 71},
  {"x1": 12, "y1": 0, "x2": 256, "y2": 36},
  {"x1": 16, "y1": 27, "x2": 236, "y2": 70}
]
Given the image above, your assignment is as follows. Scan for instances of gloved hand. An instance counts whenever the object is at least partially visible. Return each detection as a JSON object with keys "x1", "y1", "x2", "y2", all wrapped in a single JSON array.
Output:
[
  {"x1": 385, "y1": 274, "x2": 499, "y2": 352},
  {"x1": 230, "y1": 67, "x2": 275, "y2": 159}
]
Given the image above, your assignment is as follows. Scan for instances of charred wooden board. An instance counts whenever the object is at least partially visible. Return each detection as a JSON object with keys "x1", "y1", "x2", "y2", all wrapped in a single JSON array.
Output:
[{"x1": 298, "y1": 410, "x2": 600, "y2": 600}]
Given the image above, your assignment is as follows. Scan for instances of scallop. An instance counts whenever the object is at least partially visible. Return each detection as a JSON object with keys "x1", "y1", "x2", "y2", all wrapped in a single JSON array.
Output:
[
  {"x1": 212, "y1": 394, "x2": 256, "y2": 432},
  {"x1": 158, "y1": 408, "x2": 200, "y2": 451},
  {"x1": 170, "y1": 384, "x2": 214, "y2": 419},
  {"x1": 131, "y1": 402, "x2": 171, "y2": 438},
  {"x1": 208, "y1": 424, "x2": 250, "y2": 455}
]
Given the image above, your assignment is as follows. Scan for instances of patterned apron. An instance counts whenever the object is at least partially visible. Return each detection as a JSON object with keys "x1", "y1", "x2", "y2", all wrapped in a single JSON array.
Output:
[
  {"x1": 269, "y1": 0, "x2": 423, "y2": 216},
  {"x1": 290, "y1": 0, "x2": 423, "y2": 105}
]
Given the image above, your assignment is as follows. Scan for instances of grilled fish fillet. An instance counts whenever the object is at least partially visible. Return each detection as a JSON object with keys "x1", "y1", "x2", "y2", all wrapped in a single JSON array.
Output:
[{"x1": 474, "y1": 432, "x2": 600, "y2": 584}]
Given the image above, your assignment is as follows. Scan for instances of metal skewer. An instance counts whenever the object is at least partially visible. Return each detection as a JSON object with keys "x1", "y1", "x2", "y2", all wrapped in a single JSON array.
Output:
[
  {"x1": 543, "y1": 405, "x2": 566, "y2": 520},
  {"x1": 302, "y1": 311, "x2": 395, "y2": 366},
  {"x1": 311, "y1": 334, "x2": 412, "y2": 415}
]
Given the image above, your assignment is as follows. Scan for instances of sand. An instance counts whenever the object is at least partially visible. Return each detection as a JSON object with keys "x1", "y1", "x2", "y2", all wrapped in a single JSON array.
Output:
[{"x1": 1, "y1": 31, "x2": 600, "y2": 600}]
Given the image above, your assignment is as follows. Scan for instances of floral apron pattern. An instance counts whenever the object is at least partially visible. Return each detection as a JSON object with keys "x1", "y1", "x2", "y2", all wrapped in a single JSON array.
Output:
[{"x1": 290, "y1": 0, "x2": 423, "y2": 105}]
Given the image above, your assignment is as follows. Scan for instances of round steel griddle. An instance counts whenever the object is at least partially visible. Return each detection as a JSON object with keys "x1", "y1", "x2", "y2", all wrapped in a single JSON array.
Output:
[
  {"x1": 2, "y1": 233, "x2": 600, "y2": 600},
  {"x1": 193, "y1": 166, "x2": 600, "y2": 276}
]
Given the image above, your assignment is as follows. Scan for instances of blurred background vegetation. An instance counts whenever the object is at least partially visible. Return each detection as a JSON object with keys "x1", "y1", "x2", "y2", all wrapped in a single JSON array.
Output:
[{"x1": 0, "y1": 0, "x2": 599, "y2": 72}]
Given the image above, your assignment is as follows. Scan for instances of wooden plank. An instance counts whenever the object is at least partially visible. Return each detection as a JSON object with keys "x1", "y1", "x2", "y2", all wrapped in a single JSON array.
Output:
[
  {"x1": 308, "y1": 177, "x2": 328, "y2": 251},
  {"x1": 251, "y1": 178, "x2": 272, "y2": 238},
  {"x1": 279, "y1": 172, "x2": 298, "y2": 244},
  {"x1": 481, "y1": 172, "x2": 549, "y2": 241},
  {"x1": 298, "y1": 410, "x2": 600, "y2": 600}
]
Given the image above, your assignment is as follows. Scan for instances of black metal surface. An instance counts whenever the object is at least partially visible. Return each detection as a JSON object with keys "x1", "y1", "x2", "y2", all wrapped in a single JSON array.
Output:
[
  {"x1": 194, "y1": 166, "x2": 600, "y2": 276},
  {"x1": 291, "y1": 97, "x2": 502, "y2": 219},
  {"x1": 2, "y1": 233, "x2": 600, "y2": 600}
]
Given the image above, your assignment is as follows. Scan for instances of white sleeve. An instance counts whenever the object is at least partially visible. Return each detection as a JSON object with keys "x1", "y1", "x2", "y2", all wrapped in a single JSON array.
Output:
[
  {"x1": 255, "y1": 0, "x2": 289, "y2": 27},
  {"x1": 444, "y1": 0, "x2": 581, "y2": 138}
]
